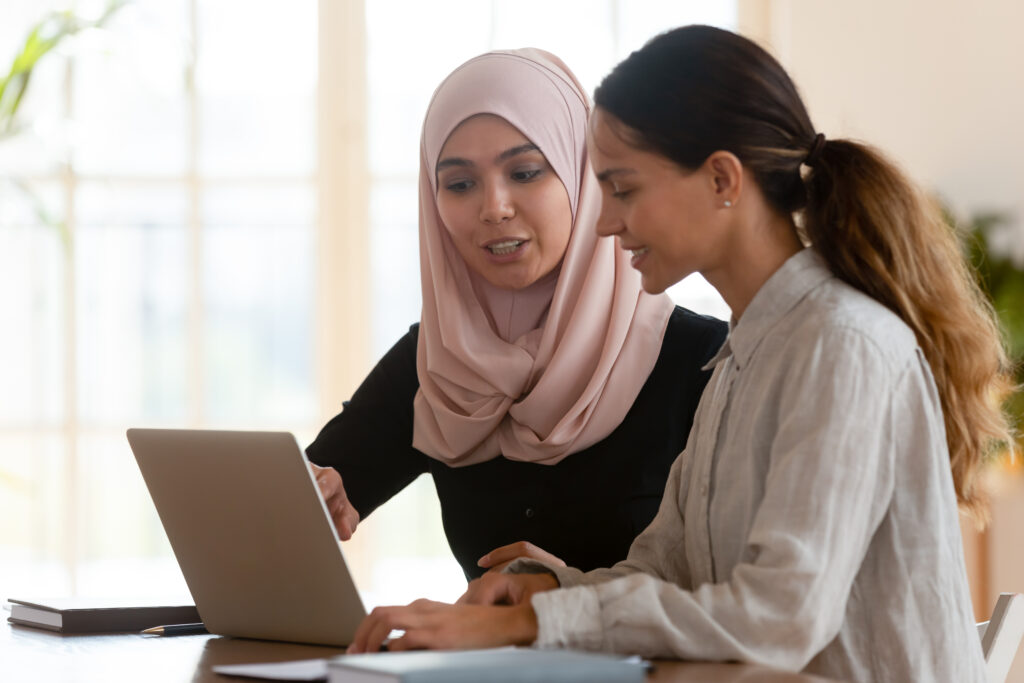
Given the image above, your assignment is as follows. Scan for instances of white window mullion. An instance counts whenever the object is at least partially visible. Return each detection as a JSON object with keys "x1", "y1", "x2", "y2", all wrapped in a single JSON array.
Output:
[
  {"x1": 60, "y1": 55, "x2": 80, "y2": 596},
  {"x1": 316, "y1": 0, "x2": 371, "y2": 423}
]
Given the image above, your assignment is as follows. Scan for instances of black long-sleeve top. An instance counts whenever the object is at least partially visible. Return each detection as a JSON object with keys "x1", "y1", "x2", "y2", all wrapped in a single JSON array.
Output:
[{"x1": 306, "y1": 306, "x2": 727, "y2": 580}]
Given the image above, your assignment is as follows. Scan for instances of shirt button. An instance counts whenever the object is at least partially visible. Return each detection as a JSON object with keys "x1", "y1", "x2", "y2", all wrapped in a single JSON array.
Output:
[{"x1": 525, "y1": 508, "x2": 535, "y2": 519}]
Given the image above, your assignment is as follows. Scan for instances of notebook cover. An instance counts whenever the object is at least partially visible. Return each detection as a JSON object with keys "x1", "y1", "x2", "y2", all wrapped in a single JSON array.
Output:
[
  {"x1": 7, "y1": 597, "x2": 200, "y2": 634},
  {"x1": 327, "y1": 647, "x2": 646, "y2": 683}
]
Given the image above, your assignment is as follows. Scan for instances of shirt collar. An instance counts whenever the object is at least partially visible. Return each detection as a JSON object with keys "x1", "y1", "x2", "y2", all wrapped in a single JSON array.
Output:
[{"x1": 702, "y1": 249, "x2": 834, "y2": 371}]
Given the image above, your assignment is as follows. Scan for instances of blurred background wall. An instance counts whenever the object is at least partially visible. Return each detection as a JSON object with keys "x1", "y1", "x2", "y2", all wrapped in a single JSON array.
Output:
[{"x1": 743, "y1": 0, "x2": 1024, "y2": 257}]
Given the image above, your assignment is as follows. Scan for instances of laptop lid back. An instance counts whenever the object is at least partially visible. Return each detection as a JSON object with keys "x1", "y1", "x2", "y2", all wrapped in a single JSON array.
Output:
[{"x1": 127, "y1": 428, "x2": 366, "y2": 646}]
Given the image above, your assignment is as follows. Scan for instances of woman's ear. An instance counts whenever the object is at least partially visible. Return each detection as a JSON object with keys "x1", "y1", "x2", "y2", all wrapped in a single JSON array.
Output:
[{"x1": 705, "y1": 151, "x2": 743, "y2": 208}]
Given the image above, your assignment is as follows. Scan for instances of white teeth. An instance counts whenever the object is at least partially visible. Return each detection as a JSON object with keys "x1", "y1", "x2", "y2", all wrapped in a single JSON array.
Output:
[
  {"x1": 487, "y1": 240, "x2": 523, "y2": 255},
  {"x1": 630, "y1": 247, "x2": 649, "y2": 258}
]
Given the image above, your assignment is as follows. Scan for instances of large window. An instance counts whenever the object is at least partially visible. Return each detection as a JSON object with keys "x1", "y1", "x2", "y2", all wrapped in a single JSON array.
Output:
[
  {"x1": 1, "y1": 0, "x2": 319, "y2": 598},
  {"x1": 2, "y1": 0, "x2": 734, "y2": 610}
]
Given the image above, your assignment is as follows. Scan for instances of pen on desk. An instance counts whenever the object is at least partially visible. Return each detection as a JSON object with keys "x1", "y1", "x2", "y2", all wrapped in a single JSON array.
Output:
[{"x1": 140, "y1": 622, "x2": 208, "y2": 636}]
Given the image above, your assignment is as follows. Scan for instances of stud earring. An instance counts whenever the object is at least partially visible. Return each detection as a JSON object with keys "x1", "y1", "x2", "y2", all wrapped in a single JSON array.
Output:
[{"x1": 724, "y1": 200, "x2": 732, "y2": 208}]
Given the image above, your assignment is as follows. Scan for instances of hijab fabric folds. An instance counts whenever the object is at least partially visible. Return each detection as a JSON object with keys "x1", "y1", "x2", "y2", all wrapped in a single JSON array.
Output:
[{"x1": 413, "y1": 49, "x2": 674, "y2": 467}]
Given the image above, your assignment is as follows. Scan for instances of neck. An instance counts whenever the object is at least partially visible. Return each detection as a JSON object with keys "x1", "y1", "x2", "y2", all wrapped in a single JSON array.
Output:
[
  {"x1": 702, "y1": 207, "x2": 802, "y2": 321},
  {"x1": 469, "y1": 266, "x2": 560, "y2": 342}
]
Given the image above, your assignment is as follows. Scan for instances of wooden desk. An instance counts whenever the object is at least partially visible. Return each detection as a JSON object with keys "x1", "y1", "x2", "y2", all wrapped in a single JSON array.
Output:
[{"x1": 3, "y1": 622, "x2": 838, "y2": 682}]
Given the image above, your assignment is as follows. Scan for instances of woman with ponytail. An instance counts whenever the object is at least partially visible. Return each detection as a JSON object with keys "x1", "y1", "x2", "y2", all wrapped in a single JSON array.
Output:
[{"x1": 348, "y1": 25, "x2": 1016, "y2": 682}]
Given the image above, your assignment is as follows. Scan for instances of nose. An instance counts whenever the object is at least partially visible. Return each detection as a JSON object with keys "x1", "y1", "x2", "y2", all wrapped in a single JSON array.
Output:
[
  {"x1": 595, "y1": 201, "x2": 623, "y2": 238},
  {"x1": 479, "y1": 181, "x2": 514, "y2": 224}
]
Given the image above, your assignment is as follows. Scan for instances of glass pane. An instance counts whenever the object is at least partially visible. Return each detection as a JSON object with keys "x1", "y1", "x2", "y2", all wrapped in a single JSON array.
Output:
[
  {"x1": 202, "y1": 185, "x2": 315, "y2": 425},
  {"x1": 369, "y1": 180, "x2": 419, "y2": 357},
  {"x1": 351, "y1": 475, "x2": 465, "y2": 610},
  {"x1": 195, "y1": 0, "x2": 316, "y2": 96},
  {"x1": 198, "y1": 94, "x2": 316, "y2": 177},
  {"x1": 490, "y1": 0, "x2": 616, "y2": 93},
  {"x1": 77, "y1": 434, "x2": 170, "y2": 557},
  {"x1": 0, "y1": 434, "x2": 70, "y2": 596},
  {"x1": 71, "y1": 1, "x2": 190, "y2": 175},
  {"x1": 0, "y1": 182, "x2": 66, "y2": 426},
  {"x1": 196, "y1": 0, "x2": 316, "y2": 177},
  {"x1": 366, "y1": 95, "x2": 425, "y2": 179},
  {"x1": 0, "y1": 177, "x2": 64, "y2": 225},
  {"x1": 76, "y1": 184, "x2": 189, "y2": 424},
  {"x1": 76, "y1": 432, "x2": 191, "y2": 597},
  {"x1": 366, "y1": 0, "x2": 491, "y2": 177},
  {"x1": 667, "y1": 274, "x2": 731, "y2": 320}
]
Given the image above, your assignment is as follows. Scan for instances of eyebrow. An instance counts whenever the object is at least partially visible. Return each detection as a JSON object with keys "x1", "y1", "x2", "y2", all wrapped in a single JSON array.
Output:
[
  {"x1": 595, "y1": 168, "x2": 636, "y2": 182},
  {"x1": 496, "y1": 143, "x2": 540, "y2": 162},
  {"x1": 435, "y1": 143, "x2": 541, "y2": 174}
]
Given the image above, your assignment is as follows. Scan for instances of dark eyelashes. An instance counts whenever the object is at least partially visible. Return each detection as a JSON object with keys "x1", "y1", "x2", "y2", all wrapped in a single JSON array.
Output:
[
  {"x1": 511, "y1": 169, "x2": 542, "y2": 182},
  {"x1": 441, "y1": 167, "x2": 544, "y2": 193},
  {"x1": 444, "y1": 180, "x2": 473, "y2": 192}
]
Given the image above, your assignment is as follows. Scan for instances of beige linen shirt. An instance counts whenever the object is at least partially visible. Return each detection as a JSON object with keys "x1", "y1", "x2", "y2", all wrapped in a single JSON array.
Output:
[{"x1": 517, "y1": 249, "x2": 985, "y2": 682}]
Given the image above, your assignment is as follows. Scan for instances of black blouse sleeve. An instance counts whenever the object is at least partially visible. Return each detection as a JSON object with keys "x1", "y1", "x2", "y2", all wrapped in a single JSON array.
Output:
[{"x1": 305, "y1": 324, "x2": 428, "y2": 518}]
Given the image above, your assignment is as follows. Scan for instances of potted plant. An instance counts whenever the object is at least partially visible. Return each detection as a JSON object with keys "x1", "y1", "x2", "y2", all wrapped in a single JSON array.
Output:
[{"x1": 952, "y1": 207, "x2": 1024, "y2": 460}]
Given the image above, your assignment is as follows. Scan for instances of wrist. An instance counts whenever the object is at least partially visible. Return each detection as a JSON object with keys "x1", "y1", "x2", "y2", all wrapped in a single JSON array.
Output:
[{"x1": 509, "y1": 601, "x2": 539, "y2": 646}]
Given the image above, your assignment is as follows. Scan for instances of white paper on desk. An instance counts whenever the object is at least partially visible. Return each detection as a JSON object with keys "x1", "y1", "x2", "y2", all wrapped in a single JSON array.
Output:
[{"x1": 211, "y1": 658, "x2": 327, "y2": 681}]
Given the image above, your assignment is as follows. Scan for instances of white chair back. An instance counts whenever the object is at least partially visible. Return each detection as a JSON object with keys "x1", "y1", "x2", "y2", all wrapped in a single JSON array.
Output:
[{"x1": 979, "y1": 593, "x2": 1024, "y2": 683}]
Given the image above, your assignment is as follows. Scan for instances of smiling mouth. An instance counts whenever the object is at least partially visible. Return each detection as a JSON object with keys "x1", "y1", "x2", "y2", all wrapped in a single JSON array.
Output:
[
  {"x1": 486, "y1": 239, "x2": 526, "y2": 255},
  {"x1": 628, "y1": 247, "x2": 649, "y2": 259}
]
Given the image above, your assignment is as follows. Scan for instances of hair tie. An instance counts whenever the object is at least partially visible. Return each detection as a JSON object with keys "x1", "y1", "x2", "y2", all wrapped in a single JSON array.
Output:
[{"x1": 805, "y1": 132, "x2": 826, "y2": 166}]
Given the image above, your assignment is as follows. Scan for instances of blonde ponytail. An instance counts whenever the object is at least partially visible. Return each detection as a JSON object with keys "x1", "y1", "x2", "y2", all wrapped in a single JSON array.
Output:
[{"x1": 803, "y1": 139, "x2": 1017, "y2": 519}]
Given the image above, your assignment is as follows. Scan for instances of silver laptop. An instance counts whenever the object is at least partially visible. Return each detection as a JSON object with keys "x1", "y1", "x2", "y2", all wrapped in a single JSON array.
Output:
[{"x1": 126, "y1": 428, "x2": 366, "y2": 646}]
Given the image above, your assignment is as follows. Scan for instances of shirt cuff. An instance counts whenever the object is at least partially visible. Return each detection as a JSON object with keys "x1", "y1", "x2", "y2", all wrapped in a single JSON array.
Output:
[
  {"x1": 530, "y1": 585, "x2": 605, "y2": 651},
  {"x1": 505, "y1": 558, "x2": 587, "y2": 588}
]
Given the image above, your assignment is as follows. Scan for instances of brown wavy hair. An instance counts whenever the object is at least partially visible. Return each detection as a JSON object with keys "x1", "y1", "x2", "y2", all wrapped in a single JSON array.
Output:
[{"x1": 594, "y1": 25, "x2": 1016, "y2": 519}]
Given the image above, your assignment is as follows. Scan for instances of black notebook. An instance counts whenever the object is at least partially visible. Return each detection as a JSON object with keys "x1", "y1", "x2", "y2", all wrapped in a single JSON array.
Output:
[{"x1": 6, "y1": 597, "x2": 200, "y2": 634}]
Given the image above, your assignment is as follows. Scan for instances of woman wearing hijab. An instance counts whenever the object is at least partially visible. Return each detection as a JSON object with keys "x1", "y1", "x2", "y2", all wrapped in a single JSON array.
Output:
[{"x1": 306, "y1": 49, "x2": 726, "y2": 580}]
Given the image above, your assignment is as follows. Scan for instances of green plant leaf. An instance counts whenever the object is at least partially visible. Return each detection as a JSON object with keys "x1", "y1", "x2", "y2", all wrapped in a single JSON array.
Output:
[
  {"x1": 944, "y1": 200, "x2": 1024, "y2": 450},
  {"x1": 1, "y1": 1, "x2": 129, "y2": 134}
]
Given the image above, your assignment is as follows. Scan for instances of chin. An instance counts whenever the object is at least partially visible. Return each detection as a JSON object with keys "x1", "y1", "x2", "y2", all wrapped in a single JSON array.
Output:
[
  {"x1": 485, "y1": 274, "x2": 533, "y2": 291},
  {"x1": 640, "y1": 275, "x2": 669, "y2": 295}
]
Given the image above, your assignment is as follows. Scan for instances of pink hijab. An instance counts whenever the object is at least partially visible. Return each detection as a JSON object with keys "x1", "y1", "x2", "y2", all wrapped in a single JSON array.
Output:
[{"x1": 412, "y1": 49, "x2": 675, "y2": 467}]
